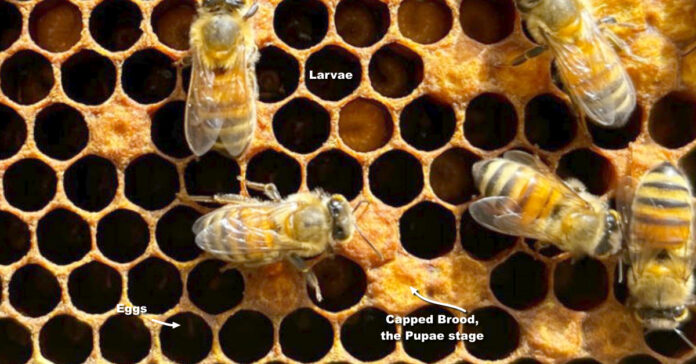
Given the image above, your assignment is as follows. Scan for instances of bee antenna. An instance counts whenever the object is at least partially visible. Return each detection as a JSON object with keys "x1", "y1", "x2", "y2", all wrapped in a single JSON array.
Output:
[
  {"x1": 356, "y1": 226, "x2": 383, "y2": 260},
  {"x1": 674, "y1": 328, "x2": 696, "y2": 351}
]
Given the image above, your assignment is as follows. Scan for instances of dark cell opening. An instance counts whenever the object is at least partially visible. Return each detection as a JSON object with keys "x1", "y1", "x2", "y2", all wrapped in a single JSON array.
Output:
[
  {"x1": 61, "y1": 49, "x2": 117, "y2": 105},
  {"x1": 588, "y1": 105, "x2": 642, "y2": 150},
  {"x1": 151, "y1": 100, "x2": 191, "y2": 158},
  {"x1": 645, "y1": 313, "x2": 696, "y2": 358},
  {"x1": 613, "y1": 261, "x2": 629, "y2": 304},
  {"x1": 37, "y1": 208, "x2": 91, "y2": 265},
  {"x1": 369, "y1": 149, "x2": 423, "y2": 207},
  {"x1": 556, "y1": 148, "x2": 615, "y2": 195},
  {"x1": 400, "y1": 201, "x2": 456, "y2": 259},
  {"x1": 464, "y1": 93, "x2": 517, "y2": 150},
  {"x1": 307, "y1": 149, "x2": 363, "y2": 200},
  {"x1": 273, "y1": 98, "x2": 330, "y2": 153},
  {"x1": 68, "y1": 261, "x2": 122, "y2": 314},
  {"x1": 245, "y1": 149, "x2": 302, "y2": 199},
  {"x1": 1, "y1": 50, "x2": 54, "y2": 105},
  {"x1": 460, "y1": 209, "x2": 517, "y2": 260},
  {"x1": 128, "y1": 257, "x2": 183, "y2": 314},
  {"x1": 3, "y1": 158, "x2": 57, "y2": 211},
  {"x1": 0, "y1": 211, "x2": 30, "y2": 265},
  {"x1": 89, "y1": 0, "x2": 142, "y2": 51},
  {"x1": 122, "y1": 49, "x2": 176, "y2": 104},
  {"x1": 40, "y1": 315, "x2": 93, "y2": 364},
  {"x1": 220, "y1": 310, "x2": 274, "y2": 363},
  {"x1": 524, "y1": 94, "x2": 577, "y2": 151},
  {"x1": 97, "y1": 209, "x2": 149, "y2": 263},
  {"x1": 187, "y1": 259, "x2": 244, "y2": 314},
  {"x1": 157, "y1": 205, "x2": 203, "y2": 262},
  {"x1": 403, "y1": 305, "x2": 458, "y2": 362},
  {"x1": 513, "y1": 359, "x2": 542, "y2": 364},
  {"x1": 369, "y1": 43, "x2": 423, "y2": 98},
  {"x1": 398, "y1": 0, "x2": 452, "y2": 44},
  {"x1": 0, "y1": 104, "x2": 25, "y2": 159},
  {"x1": 680, "y1": 148, "x2": 696, "y2": 197},
  {"x1": 274, "y1": 0, "x2": 328, "y2": 49},
  {"x1": 430, "y1": 148, "x2": 479, "y2": 205},
  {"x1": 305, "y1": 46, "x2": 362, "y2": 101},
  {"x1": 182, "y1": 65, "x2": 192, "y2": 93},
  {"x1": 29, "y1": 0, "x2": 82, "y2": 52},
  {"x1": 152, "y1": 0, "x2": 195, "y2": 50},
  {"x1": 309, "y1": 255, "x2": 367, "y2": 312},
  {"x1": 617, "y1": 354, "x2": 660, "y2": 364},
  {"x1": 490, "y1": 252, "x2": 548, "y2": 310},
  {"x1": 34, "y1": 103, "x2": 88, "y2": 160},
  {"x1": 341, "y1": 307, "x2": 395, "y2": 361},
  {"x1": 336, "y1": 0, "x2": 389, "y2": 47},
  {"x1": 184, "y1": 151, "x2": 241, "y2": 197},
  {"x1": 649, "y1": 92, "x2": 696, "y2": 149},
  {"x1": 0, "y1": 319, "x2": 32, "y2": 364},
  {"x1": 280, "y1": 308, "x2": 334, "y2": 362},
  {"x1": 459, "y1": 0, "x2": 515, "y2": 44},
  {"x1": 99, "y1": 315, "x2": 151, "y2": 364},
  {"x1": 338, "y1": 98, "x2": 392, "y2": 152},
  {"x1": 566, "y1": 359, "x2": 602, "y2": 364},
  {"x1": 9, "y1": 264, "x2": 61, "y2": 317},
  {"x1": 0, "y1": 1, "x2": 21, "y2": 51},
  {"x1": 401, "y1": 95, "x2": 456, "y2": 151},
  {"x1": 464, "y1": 306, "x2": 519, "y2": 360},
  {"x1": 257, "y1": 46, "x2": 300, "y2": 103},
  {"x1": 64, "y1": 155, "x2": 118, "y2": 211},
  {"x1": 160, "y1": 312, "x2": 213, "y2": 363},
  {"x1": 554, "y1": 257, "x2": 609, "y2": 311},
  {"x1": 125, "y1": 153, "x2": 179, "y2": 210}
]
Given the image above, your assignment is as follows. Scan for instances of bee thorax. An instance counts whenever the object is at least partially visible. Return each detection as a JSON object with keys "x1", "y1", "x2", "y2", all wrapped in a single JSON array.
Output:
[{"x1": 203, "y1": 15, "x2": 240, "y2": 50}]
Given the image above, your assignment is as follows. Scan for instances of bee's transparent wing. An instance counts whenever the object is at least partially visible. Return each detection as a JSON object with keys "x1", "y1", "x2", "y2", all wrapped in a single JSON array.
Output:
[
  {"x1": 615, "y1": 176, "x2": 636, "y2": 241},
  {"x1": 185, "y1": 52, "x2": 223, "y2": 156},
  {"x1": 469, "y1": 196, "x2": 553, "y2": 241}
]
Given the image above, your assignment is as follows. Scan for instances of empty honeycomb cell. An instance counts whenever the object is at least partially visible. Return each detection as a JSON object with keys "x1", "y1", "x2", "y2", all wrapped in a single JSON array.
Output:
[
  {"x1": 9, "y1": 264, "x2": 60, "y2": 317},
  {"x1": 341, "y1": 307, "x2": 396, "y2": 361},
  {"x1": 0, "y1": 211, "x2": 30, "y2": 265},
  {"x1": 0, "y1": 104, "x2": 25, "y2": 159},
  {"x1": 305, "y1": 46, "x2": 362, "y2": 101},
  {"x1": 34, "y1": 103, "x2": 88, "y2": 160},
  {"x1": 430, "y1": 148, "x2": 479, "y2": 205},
  {"x1": 554, "y1": 257, "x2": 608, "y2": 311},
  {"x1": 399, "y1": 201, "x2": 456, "y2": 259},
  {"x1": 246, "y1": 149, "x2": 301, "y2": 199},
  {"x1": 338, "y1": 98, "x2": 392, "y2": 152},
  {"x1": 257, "y1": 46, "x2": 300, "y2": 103},
  {"x1": 0, "y1": 1, "x2": 21, "y2": 51},
  {"x1": 61, "y1": 50, "x2": 116, "y2": 105},
  {"x1": 68, "y1": 261, "x2": 122, "y2": 314},
  {"x1": 273, "y1": 98, "x2": 330, "y2": 153},
  {"x1": 220, "y1": 310, "x2": 274, "y2": 363},
  {"x1": 524, "y1": 93, "x2": 577, "y2": 151},
  {"x1": 29, "y1": 0, "x2": 81, "y2": 52},
  {"x1": 307, "y1": 149, "x2": 363, "y2": 200},
  {"x1": 681, "y1": 149, "x2": 696, "y2": 197},
  {"x1": 460, "y1": 209, "x2": 517, "y2": 260},
  {"x1": 612, "y1": 262, "x2": 628, "y2": 304},
  {"x1": 309, "y1": 255, "x2": 367, "y2": 312},
  {"x1": 463, "y1": 306, "x2": 519, "y2": 360},
  {"x1": 513, "y1": 359, "x2": 542, "y2": 364},
  {"x1": 151, "y1": 100, "x2": 191, "y2": 158},
  {"x1": 97, "y1": 209, "x2": 149, "y2": 263},
  {"x1": 459, "y1": 0, "x2": 515, "y2": 44},
  {"x1": 89, "y1": 0, "x2": 142, "y2": 51},
  {"x1": 588, "y1": 105, "x2": 642, "y2": 150},
  {"x1": 152, "y1": 0, "x2": 195, "y2": 50},
  {"x1": 0, "y1": 50, "x2": 54, "y2": 105},
  {"x1": 618, "y1": 354, "x2": 660, "y2": 364},
  {"x1": 398, "y1": 0, "x2": 452, "y2": 45},
  {"x1": 369, "y1": 150, "x2": 423, "y2": 207},
  {"x1": 3, "y1": 158, "x2": 57, "y2": 211},
  {"x1": 64, "y1": 155, "x2": 118, "y2": 211},
  {"x1": 182, "y1": 65, "x2": 192, "y2": 93},
  {"x1": 566, "y1": 359, "x2": 602, "y2": 364},
  {"x1": 556, "y1": 148, "x2": 615, "y2": 196},
  {"x1": 401, "y1": 95, "x2": 456, "y2": 151},
  {"x1": 37, "y1": 208, "x2": 91, "y2": 265},
  {"x1": 369, "y1": 43, "x2": 423, "y2": 98},
  {"x1": 161, "y1": 312, "x2": 213, "y2": 363},
  {"x1": 649, "y1": 92, "x2": 696, "y2": 149},
  {"x1": 125, "y1": 153, "x2": 179, "y2": 210},
  {"x1": 464, "y1": 93, "x2": 517, "y2": 150},
  {"x1": 490, "y1": 252, "x2": 548, "y2": 310},
  {"x1": 403, "y1": 305, "x2": 458, "y2": 362},
  {"x1": 335, "y1": 0, "x2": 389, "y2": 47},
  {"x1": 156, "y1": 205, "x2": 203, "y2": 262},
  {"x1": 122, "y1": 49, "x2": 176, "y2": 104},
  {"x1": 99, "y1": 314, "x2": 151, "y2": 364},
  {"x1": 187, "y1": 259, "x2": 244, "y2": 314},
  {"x1": 0, "y1": 319, "x2": 32, "y2": 364},
  {"x1": 274, "y1": 0, "x2": 328, "y2": 49},
  {"x1": 184, "y1": 151, "x2": 241, "y2": 197},
  {"x1": 280, "y1": 308, "x2": 334, "y2": 362},
  {"x1": 40, "y1": 315, "x2": 93, "y2": 364},
  {"x1": 128, "y1": 257, "x2": 183, "y2": 314},
  {"x1": 645, "y1": 316, "x2": 696, "y2": 358}
]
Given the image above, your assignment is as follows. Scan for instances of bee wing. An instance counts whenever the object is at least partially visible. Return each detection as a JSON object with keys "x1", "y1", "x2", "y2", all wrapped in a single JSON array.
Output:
[
  {"x1": 469, "y1": 196, "x2": 554, "y2": 241},
  {"x1": 615, "y1": 176, "x2": 636, "y2": 240},
  {"x1": 185, "y1": 52, "x2": 223, "y2": 156}
]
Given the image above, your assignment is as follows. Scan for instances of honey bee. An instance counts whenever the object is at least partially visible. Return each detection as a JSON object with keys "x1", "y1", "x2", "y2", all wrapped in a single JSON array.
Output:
[
  {"x1": 185, "y1": 179, "x2": 382, "y2": 301},
  {"x1": 513, "y1": 0, "x2": 637, "y2": 128},
  {"x1": 185, "y1": 0, "x2": 259, "y2": 157},
  {"x1": 470, "y1": 150, "x2": 622, "y2": 259}
]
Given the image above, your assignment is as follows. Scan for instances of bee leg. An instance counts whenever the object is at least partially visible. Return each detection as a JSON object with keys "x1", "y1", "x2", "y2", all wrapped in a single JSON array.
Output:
[
  {"x1": 508, "y1": 45, "x2": 548, "y2": 66},
  {"x1": 600, "y1": 27, "x2": 649, "y2": 64},
  {"x1": 241, "y1": 178, "x2": 282, "y2": 201},
  {"x1": 243, "y1": 1, "x2": 259, "y2": 19},
  {"x1": 288, "y1": 255, "x2": 324, "y2": 301},
  {"x1": 179, "y1": 193, "x2": 246, "y2": 203},
  {"x1": 685, "y1": 41, "x2": 696, "y2": 56},
  {"x1": 563, "y1": 178, "x2": 587, "y2": 193}
]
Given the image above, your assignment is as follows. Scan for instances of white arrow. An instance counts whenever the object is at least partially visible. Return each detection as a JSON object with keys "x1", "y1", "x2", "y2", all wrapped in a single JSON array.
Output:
[
  {"x1": 410, "y1": 287, "x2": 467, "y2": 315},
  {"x1": 150, "y1": 319, "x2": 180, "y2": 329}
]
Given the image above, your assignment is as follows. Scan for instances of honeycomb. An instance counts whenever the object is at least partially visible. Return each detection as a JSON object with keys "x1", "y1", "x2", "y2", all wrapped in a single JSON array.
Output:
[{"x1": 1, "y1": 0, "x2": 696, "y2": 361}]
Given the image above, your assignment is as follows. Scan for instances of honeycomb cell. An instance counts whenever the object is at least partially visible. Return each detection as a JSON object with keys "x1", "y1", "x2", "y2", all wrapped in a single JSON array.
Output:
[
  {"x1": 459, "y1": 0, "x2": 515, "y2": 44},
  {"x1": 464, "y1": 306, "x2": 519, "y2": 360},
  {"x1": 273, "y1": 98, "x2": 330, "y2": 153},
  {"x1": 588, "y1": 105, "x2": 642, "y2": 150},
  {"x1": 187, "y1": 259, "x2": 244, "y2": 314},
  {"x1": 403, "y1": 305, "x2": 458, "y2": 362},
  {"x1": 430, "y1": 148, "x2": 479, "y2": 205},
  {"x1": 1, "y1": 50, "x2": 54, "y2": 105},
  {"x1": 0, "y1": 1, "x2": 21, "y2": 51},
  {"x1": 151, "y1": 100, "x2": 191, "y2": 158},
  {"x1": 34, "y1": 104, "x2": 88, "y2": 160},
  {"x1": 29, "y1": 0, "x2": 81, "y2": 52},
  {"x1": 257, "y1": 46, "x2": 300, "y2": 103},
  {"x1": 490, "y1": 252, "x2": 548, "y2": 310},
  {"x1": 0, "y1": 211, "x2": 29, "y2": 265},
  {"x1": 246, "y1": 149, "x2": 302, "y2": 199},
  {"x1": 39, "y1": 315, "x2": 93, "y2": 364},
  {"x1": 161, "y1": 312, "x2": 213, "y2": 363},
  {"x1": 524, "y1": 94, "x2": 577, "y2": 151},
  {"x1": 68, "y1": 261, "x2": 122, "y2": 314},
  {"x1": 274, "y1": 0, "x2": 328, "y2": 49},
  {"x1": 37, "y1": 208, "x2": 91, "y2": 265},
  {"x1": 464, "y1": 93, "x2": 517, "y2": 150},
  {"x1": 64, "y1": 155, "x2": 118, "y2": 212},
  {"x1": 335, "y1": 0, "x2": 389, "y2": 47},
  {"x1": 400, "y1": 201, "x2": 456, "y2": 259},
  {"x1": 280, "y1": 308, "x2": 334, "y2": 362},
  {"x1": 618, "y1": 354, "x2": 660, "y2": 364},
  {"x1": 305, "y1": 46, "x2": 362, "y2": 101},
  {"x1": 184, "y1": 151, "x2": 241, "y2": 197},
  {"x1": 369, "y1": 43, "x2": 423, "y2": 98},
  {"x1": 152, "y1": 0, "x2": 195, "y2": 50},
  {"x1": 460, "y1": 209, "x2": 517, "y2": 260},
  {"x1": 9, "y1": 264, "x2": 60, "y2": 317},
  {"x1": 156, "y1": 205, "x2": 203, "y2": 262},
  {"x1": 62, "y1": 50, "x2": 117, "y2": 105},
  {"x1": 309, "y1": 255, "x2": 367, "y2": 312},
  {"x1": 338, "y1": 98, "x2": 392, "y2": 152},
  {"x1": 556, "y1": 148, "x2": 615, "y2": 196},
  {"x1": 97, "y1": 209, "x2": 149, "y2": 263},
  {"x1": 99, "y1": 314, "x2": 151, "y2": 364},
  {"x1": 513, "y1": 359, "x2": 542, "y2": 364},
  {"x1": 0, "y1": 104, "x2": 25, "y2": 159},
  {"x1": 554, "y1": 257, "x2": 608, "y2": 311},
  {"x1": 645, "y1": 315, "x2": 696, "y2": 358},
  {"x1": 566, "y1": 359, "x2": 602, "y2": 364},
  {"x1": 3, "y1": 158, "x2": 57, "y2": 211},
  {"x1": 307, "y1": 149, "x2": 363, "y2": 200},
  {"x1": 122, "y1": 49, "x2": 176, "y2": 104},
  {"x1": 220, "y1": 310, "x2": 274, "y2": 363},
  {"x1": 341, "y1": 307, "x2": 395, "y2": 361},
  {"x1": 398, "y1": 0, "x2": 452, "y2": 44},
  {"x1": 612, "y1": 262, "x2": 628, "y2": 304},
  {"x1": 128, "y1": 257, "x2": 183, "y2": 314},
  {"x1": 125, "y1": 153, "x2": 179, "y2": 210},
  {"x1": 182, "y1": 65, "x2": 192, "y2": 93},
  {"x1": 401, "y1": 95, "x2": 456, "y2": 151},
  {"x1": 649, "y1": 92, "x2": 696, "y2": 149},
  {"x1": 369, "y1": 150, "x2": 423, "y2": 207},
  {"x1": 89, "y1": 0, "x2": 142, "y2": 51},
  {"x1": 0, "y1": 319, "x2": 32, "y2": 364}
]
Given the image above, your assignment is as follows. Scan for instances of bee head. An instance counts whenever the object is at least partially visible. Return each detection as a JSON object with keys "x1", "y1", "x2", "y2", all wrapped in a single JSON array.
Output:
[
  {"x1": 327, "y1": 195, "x2": 354, "y2": 242},
  {"x1": 636, "y1": 306, "x2": 690, "y2": 331},
  {"x1": 593, "y1": 209, "x2": 622, "y2": 257},
  {"x1": 515, "y1": 0, "x2": 542, "y2": 12}
]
